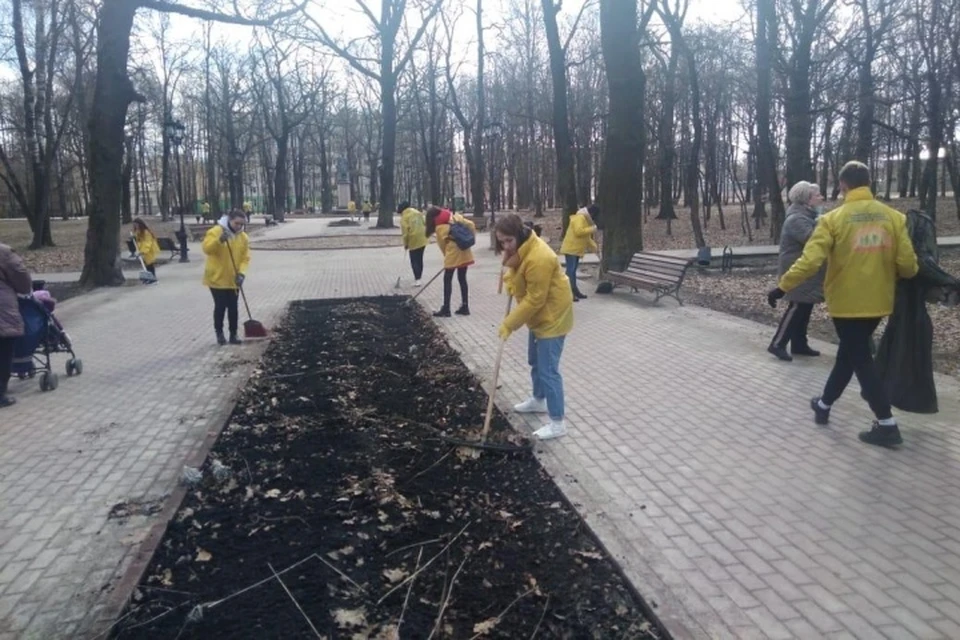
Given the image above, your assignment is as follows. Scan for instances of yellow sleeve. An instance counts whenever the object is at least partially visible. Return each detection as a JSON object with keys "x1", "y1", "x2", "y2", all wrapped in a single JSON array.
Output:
[
  {"x1": 779, "y1": 217, "x2": 833, "y2": 292},
  {"x1": 436, "y1": 225, "x2": 449, "y2": 254},
  {"x1": 503, "y1": 257, "x2": 550, "y2": 331},
  {"x1": 400, "y1": 213, "x2": 409, "y2": 247},
  {"x1": 894, "y1": 216, "x2": 919, "y2": 279},
  {"x1": 575, "y1": 217, "x2": 595, "y2": 238},
  {"x1": 202, "y1": 226, "x2": 225, "y2": 256}
]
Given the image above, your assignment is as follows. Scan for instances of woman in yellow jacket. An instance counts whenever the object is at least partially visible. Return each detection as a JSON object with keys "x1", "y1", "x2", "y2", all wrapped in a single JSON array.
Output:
[
  {"x1": 399, "y1": 201, "x2": 427, "y2": 286},
  {"x1": 559, "y1": 205, "x2": 599, "y2": 300},
  {"x1": 425, "y1": 205, "x2": 475, "y2": 317},
  {"x1": 496, "y1": 213, "x2": 574, "y2": 440},
  {"x1": 131, "y1": 218, "x2": 160, "y2": 281},
  {"x1": 202, "y1": 210, "x2": 250, "y2": 345}
]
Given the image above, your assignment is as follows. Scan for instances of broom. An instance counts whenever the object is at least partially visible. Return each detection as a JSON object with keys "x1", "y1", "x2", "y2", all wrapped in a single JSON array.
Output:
[
  {"x1": 130, "y1": 235, "x2": 158, "y2": 284},
  {"x1": 224, "y1": 234, "x2": 268, "y2": 339}
]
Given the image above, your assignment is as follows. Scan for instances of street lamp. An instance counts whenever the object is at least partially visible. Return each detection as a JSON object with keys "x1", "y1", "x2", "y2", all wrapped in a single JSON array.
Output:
[
  {"x1": 164, "y1": 119, "x2": 189, "y2": 263},
  {"x1": 483, "y1": 122, "x2": 504, "y2": 225}
]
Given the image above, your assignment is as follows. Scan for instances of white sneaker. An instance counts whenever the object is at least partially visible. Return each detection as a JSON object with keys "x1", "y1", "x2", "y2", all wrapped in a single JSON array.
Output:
[
  {"x1": 534, "y1": 420, "x2": 567, "y2": 440},
  {"x1": 514, "y1": 397, "x2": 548, "y2": 414},
  {"x1": 413, "y1": 280, "x2": 422, "y2": 287}
]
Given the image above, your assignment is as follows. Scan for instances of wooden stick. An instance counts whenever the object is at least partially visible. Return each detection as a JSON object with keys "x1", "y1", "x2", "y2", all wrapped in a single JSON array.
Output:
[{"x1": 480, "y1": 276, "x2": 513, "y2": 447}]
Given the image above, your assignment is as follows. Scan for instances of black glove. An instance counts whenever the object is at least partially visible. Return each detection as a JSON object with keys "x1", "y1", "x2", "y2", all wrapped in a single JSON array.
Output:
[
  {"x1": 767, "y1": 287, "x2": 786, "y2": 308},
  {"x1": 235, "y1": 274, "x2": 245, "y2": 287},
  {"x1": 219, "y1": 230, "x2": 229, "y2": 243}
]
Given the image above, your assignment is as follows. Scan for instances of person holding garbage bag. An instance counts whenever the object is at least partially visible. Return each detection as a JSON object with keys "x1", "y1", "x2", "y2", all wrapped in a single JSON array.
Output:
[
  {"x1": 496, "y1": 213, "x2": 574, "y2": 441},
  {"x1": 203, "y1": 211, "x2": 250, "y2": 346},
  {"x1": 768, "y1": 161, "x2": 918, "y2": 447}
]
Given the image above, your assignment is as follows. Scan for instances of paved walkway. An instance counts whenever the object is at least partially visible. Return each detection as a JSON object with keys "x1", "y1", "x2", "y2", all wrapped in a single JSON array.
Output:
[{"x1": 1, "y1": 231, "x2": 959, "y2": 639}]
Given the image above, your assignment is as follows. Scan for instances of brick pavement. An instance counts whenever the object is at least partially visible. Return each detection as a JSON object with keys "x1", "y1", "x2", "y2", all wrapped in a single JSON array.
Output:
[{"x1": 1, "y1": 235, "x2": 958, "y2": 639}]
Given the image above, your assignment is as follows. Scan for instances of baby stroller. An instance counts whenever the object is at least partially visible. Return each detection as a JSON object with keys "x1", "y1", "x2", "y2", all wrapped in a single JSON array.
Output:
[{"x1": 12, "y1": 281, "x2": 83, "y2": 392}]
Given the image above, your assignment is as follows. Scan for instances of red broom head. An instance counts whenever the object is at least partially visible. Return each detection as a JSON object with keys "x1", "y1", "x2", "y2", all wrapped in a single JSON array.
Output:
[{"x1": 243, "y1": 319, "x2": 268, "y2": 338}]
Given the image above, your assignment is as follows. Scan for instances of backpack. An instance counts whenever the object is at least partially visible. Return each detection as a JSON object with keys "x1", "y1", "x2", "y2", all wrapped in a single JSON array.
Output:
[{"x1": 449, "y1": 219, "x2": 476, "y2": 250}]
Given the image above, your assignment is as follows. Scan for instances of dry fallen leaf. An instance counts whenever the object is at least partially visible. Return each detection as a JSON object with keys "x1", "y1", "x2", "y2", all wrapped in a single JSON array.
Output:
[
  {"x1": 195, "y1": 549, "x2": 212, "y2": 562},
  {"x1": 574, "y1": 550, "x2": 603, "y2": 560},
  {"x1": 473, "y1": 618, "x2": 500, "y2": 635},
  {"x1": 160, "y1": 568, "x2": 173, "y2": 586},
  {"x1": 333, "y1": 608, "x2": 367, "y2": 628},
  {"x1": 382, "y1": 568, "x2": 408, "y2": 583},
  {"x1": 264, "y1": 488, "x2": 281, "y2": 498}
]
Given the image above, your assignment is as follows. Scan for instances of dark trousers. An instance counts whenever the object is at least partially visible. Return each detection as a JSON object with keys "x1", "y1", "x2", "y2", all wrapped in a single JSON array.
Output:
[
  {"x1": 442, "y1": 267, "x2": 468, "y2": 309},
  {"x1": 564, "y1": 254, "x2": 581, "y2": 294},
  {"x1": 771, "y1": 302, "x2": 813, "y2": 350},
  {"x1": 145, "y1": 264, "x2": 156, "y2": 276},
  {"x1": 822, "y1": 317, "x2": 892, "y2": 420},
  {"x1": 210, "y1": 288, "x2": 239, "y2": 335},
  {"x1": 409, "y1": 247, "x2": 425, "y2": 280},
  {"x1": 0, "y1": 336, "x2": 14, "y2": 398}
]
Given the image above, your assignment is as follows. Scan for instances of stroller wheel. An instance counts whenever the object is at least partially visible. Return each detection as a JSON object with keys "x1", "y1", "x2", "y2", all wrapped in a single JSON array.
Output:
[
  {"x1": 66, "y1": 358, "x2": 83, "y2": 377},
  {"x1": 39, "y1": 371, "x2": 59, "y2": 392}
]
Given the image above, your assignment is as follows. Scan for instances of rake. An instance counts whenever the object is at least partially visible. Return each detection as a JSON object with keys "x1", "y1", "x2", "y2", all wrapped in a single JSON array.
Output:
[
  {"x1": 130, "y1": 235, "x2": 157, "y2": 284},
  {"x1": 225, "y1": 237, "x2": 268, "y2": 339}
]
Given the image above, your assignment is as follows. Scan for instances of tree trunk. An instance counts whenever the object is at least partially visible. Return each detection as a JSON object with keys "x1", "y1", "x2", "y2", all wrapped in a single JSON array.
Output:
[
  {"x1": 656, "y1": 46, "x2": 679, "y2": 228},
  {"x1": 273, "y1": 132, "x2": 289, "y2": 221},
  {"x1": 541, "y1": 0, "x2": 579, "y2": 231},
  {"x1": 121, "y1": 135, "x2": 133, "y2": 224},
  {"x1": 377, "y1": 73, "x2": 397, "y2": 226},
  {"x1": 756, "y1": 0, "x2": 786, "y2": 239},
  {"x1": 598, "y1": 0, "x2": 645, "y2": 273},
  {"x1": 81, "y1": 0, "x2": 137, "y2": 287}
]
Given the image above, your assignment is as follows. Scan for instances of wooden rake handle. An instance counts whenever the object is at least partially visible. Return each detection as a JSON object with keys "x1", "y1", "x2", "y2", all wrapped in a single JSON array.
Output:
[{"x1": 480, "y1": 269, "x2": 513, "y2": 445}]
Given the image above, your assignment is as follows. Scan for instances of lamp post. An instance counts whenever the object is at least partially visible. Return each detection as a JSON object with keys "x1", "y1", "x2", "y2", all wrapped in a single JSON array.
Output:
[
  {"x1": 164, "y1": 119, "x2": 189, "y2": 263},
  {"x1": 483, "y1": 121, "x2": 504, "y2": 225}
]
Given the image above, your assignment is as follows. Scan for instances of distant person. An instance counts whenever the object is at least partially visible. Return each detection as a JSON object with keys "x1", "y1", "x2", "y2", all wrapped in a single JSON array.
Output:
[
  {"x1": 399, "y1": 202, "x2": 427, "y2": 286},
  {"x1": 362, "y1": 200, "x2": 372, "y2": 223},
  {"x1": 0, "y1": 242, "x2": 32, "y2": 408},
  {"x1": 200, "y1": 200, "x2": 211, "y2": 223},
  {"x1": 769, "y1": 161, "x2": 919, "y2": 447},
  {"x1": 768, "y1": 181, "x2": 825, "y2": 361},
  {"x1": 348, "y1": 200, "x2": 357, "y2": 220},
  {"x1": 131, "y1": 218, "x2": 161, "y2": 281},
  {"x1": 425, "y1": 205, "x2": 475, "y2": 317},
  {"x1": 242, "y1": 201, "x2": 252, "y2": 223},
  {"x1": 559, "y1": 205, "x2": 599, "y2": 301},
  {"x1": 496, "y1": 213, "x2": 574, "y2": 440},
  {"x1": 203, "y1": 210, "x2": 250, "y2": 346}
]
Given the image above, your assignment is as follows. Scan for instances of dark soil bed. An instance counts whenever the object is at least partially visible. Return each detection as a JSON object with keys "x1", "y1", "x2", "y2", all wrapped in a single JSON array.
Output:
[{"x1": 110, "y1": 297, "x2": 663, "y2": 639}]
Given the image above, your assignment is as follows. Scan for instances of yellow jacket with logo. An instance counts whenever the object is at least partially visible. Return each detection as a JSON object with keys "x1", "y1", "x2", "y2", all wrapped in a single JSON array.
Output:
[
  {"x1": 503, "y1": 234, "x2": 574, "y2": 339},
  {"x1": 133, "y1": 230, "x2": 160, "y2": 266},
  {"x1": 435, "y1": 211, "x2": 475, "y2": 269},
  {"x1": 400, "y1": 207, "x2": 427, "y2": 251},
  {"x1": 779, "y1": 187, "x2": 919, "y2": 318},
  {"x1": 202, "y1": 223, "x2": 250, "y2": 290},
  {"x1": 560, "y1": 210, "x2": 598, "y2": 257}
]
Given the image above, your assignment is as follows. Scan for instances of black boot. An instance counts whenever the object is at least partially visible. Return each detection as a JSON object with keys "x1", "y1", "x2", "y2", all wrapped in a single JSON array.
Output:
[
  {"x1": 810, "y1": 397, "x2": 830, "y2": 425},
  {"x1": 216, "y1": 331, "x2": 227, "y2": 346},
  {"x1": 455, "y1": 304, "x2": 470, "y2": 316},
  {"x1": 767, "y1": 344, "x2": 793, "y2": 362},
  {"x1": 792, "y1": 345, "x2": 821, "y2": 357},
  {"x1": 0, "y1": 396, "x2": 15, "y2": 409},
  {"x1": 229, "y1": 333, "x2": 243, "y2": 345},
  {"x1": 575, "y1": 290, "x2": 588, "y2": 300},
  {"x1": 433, "y1": 307, "x2": 451, "y2": 318},
  {"x1": 859, "y1": 422, "x2": 902, "y2": 447}
]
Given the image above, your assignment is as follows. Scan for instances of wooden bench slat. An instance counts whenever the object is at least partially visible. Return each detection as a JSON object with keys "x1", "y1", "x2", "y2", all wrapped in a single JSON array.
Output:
[
  {"x1": 605, "y1": 251, "x2": 693, "y2": 305},
  {"x1": 626, "y1": 261, "x2": 688, "y2": 274},
  {"x1": 623, "y1": 268, "x2": 685, "y2": 283}
]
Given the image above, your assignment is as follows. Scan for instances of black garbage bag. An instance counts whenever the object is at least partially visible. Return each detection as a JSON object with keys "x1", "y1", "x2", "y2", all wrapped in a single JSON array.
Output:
[{"x1": 872, "y1": 210, "x2": 960, "y2": 413}]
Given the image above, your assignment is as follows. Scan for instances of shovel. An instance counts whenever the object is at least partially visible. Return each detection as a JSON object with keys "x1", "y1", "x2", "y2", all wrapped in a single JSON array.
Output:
[
  {"x1": 224, "y1": 234, "x2": 268, "y2": 339},
  {"x1": 130, "y1": 235, "x2": 157, "y2": 284}
]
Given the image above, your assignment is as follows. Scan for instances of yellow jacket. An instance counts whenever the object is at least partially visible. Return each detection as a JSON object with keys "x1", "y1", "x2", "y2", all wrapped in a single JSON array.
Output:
[
  {"x1": 779, "y1": 187, "x2": 919, "y2": 318},
  {"x1": 348, "y1": 201, "x2": 356, "y2": 213},
  {"x1": 560, "y1": 210, "x2": 598, "y2": 257},
  {"x1": 362, "y1": 202, "x2": 372, "y2": 213},
  {"x1": 435, "y1": 212, "x2": 475, "y2": 269},
  {"x1": 400, "y1": 207, "x2": 427, "y2": 251},
  {"x1": 503, "y1": 234, "x2": 574, "y2": 339},
  {"x1": 202, "y1": 223, "x2": 250, "y2": 289},
  {"x1": 133, "y1": 230, "x2": 160, "y2": 266}
]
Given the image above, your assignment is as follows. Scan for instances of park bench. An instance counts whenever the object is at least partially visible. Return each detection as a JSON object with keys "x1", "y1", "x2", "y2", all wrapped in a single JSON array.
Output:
[
  {"x1": 604, "y1": 251, "x2": 694, "y2": 305},
  {"x1": 126, "y1": 237, "x2": 180, "y2": 260}
]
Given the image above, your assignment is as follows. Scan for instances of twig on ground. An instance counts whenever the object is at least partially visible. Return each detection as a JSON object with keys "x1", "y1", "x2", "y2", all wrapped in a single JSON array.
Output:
[
  {"x1": 385, "y1": 537, "x2": 443, "y2": 558},
  {"x1": 406, "y1": 447, "x2": 454, "y2": 483},
  {"x1": 269, "y1": 562, "x2": 323, "y2": 638},
  {"x1": 529, "y1": 595, "x2": 550, "y2": 639},
  {"x1": 397, "y1": 547, "x2": 424, "y2": 635},
  {"x1": 311, "y1": 553, "x2": 366, "y2": 593},
  {"x1": 466, "y1": 588, "x2": 537, "y2": 640},
  {"x1": 377, "y1": 521, "x2": 472, "y2": 605},
  {"x1": 428, "y1": 551, "x2": 471, "y2": 640},
  {"x1": 117, "y1": 603, "x2": 190, "y2": 634}
]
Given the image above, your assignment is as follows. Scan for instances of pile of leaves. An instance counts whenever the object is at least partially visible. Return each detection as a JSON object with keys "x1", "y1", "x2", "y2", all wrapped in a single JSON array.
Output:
[{"x1": 110, "y1": 297, "x2": 663, "y2": 639}]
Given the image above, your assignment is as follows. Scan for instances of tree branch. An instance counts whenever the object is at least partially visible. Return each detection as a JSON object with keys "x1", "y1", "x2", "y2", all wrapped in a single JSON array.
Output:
[
  {"x1": 139, "y1": 0, "x2": 307, "y2": 26},
  {"x1": 562, "y1": 0, "x2": 596, "y2": 54}
]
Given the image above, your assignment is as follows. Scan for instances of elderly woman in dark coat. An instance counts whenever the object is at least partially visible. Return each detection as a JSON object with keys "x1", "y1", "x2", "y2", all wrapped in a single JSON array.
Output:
[
  {"x1": 0, "y1": 242, "x2": 33, "y2": 408},
  {"x1": 768, "y1": 181, "x2": 826, "y2": 361}
]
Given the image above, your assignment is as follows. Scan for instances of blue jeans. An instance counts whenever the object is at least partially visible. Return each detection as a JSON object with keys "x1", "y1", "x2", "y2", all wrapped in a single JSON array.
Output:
[
  {"x1": 528, "y1": 332, "x2": 566, "y2": 420},
  {"x1": 564, "y1": 254, "x2": 580, "y2": 294}
]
